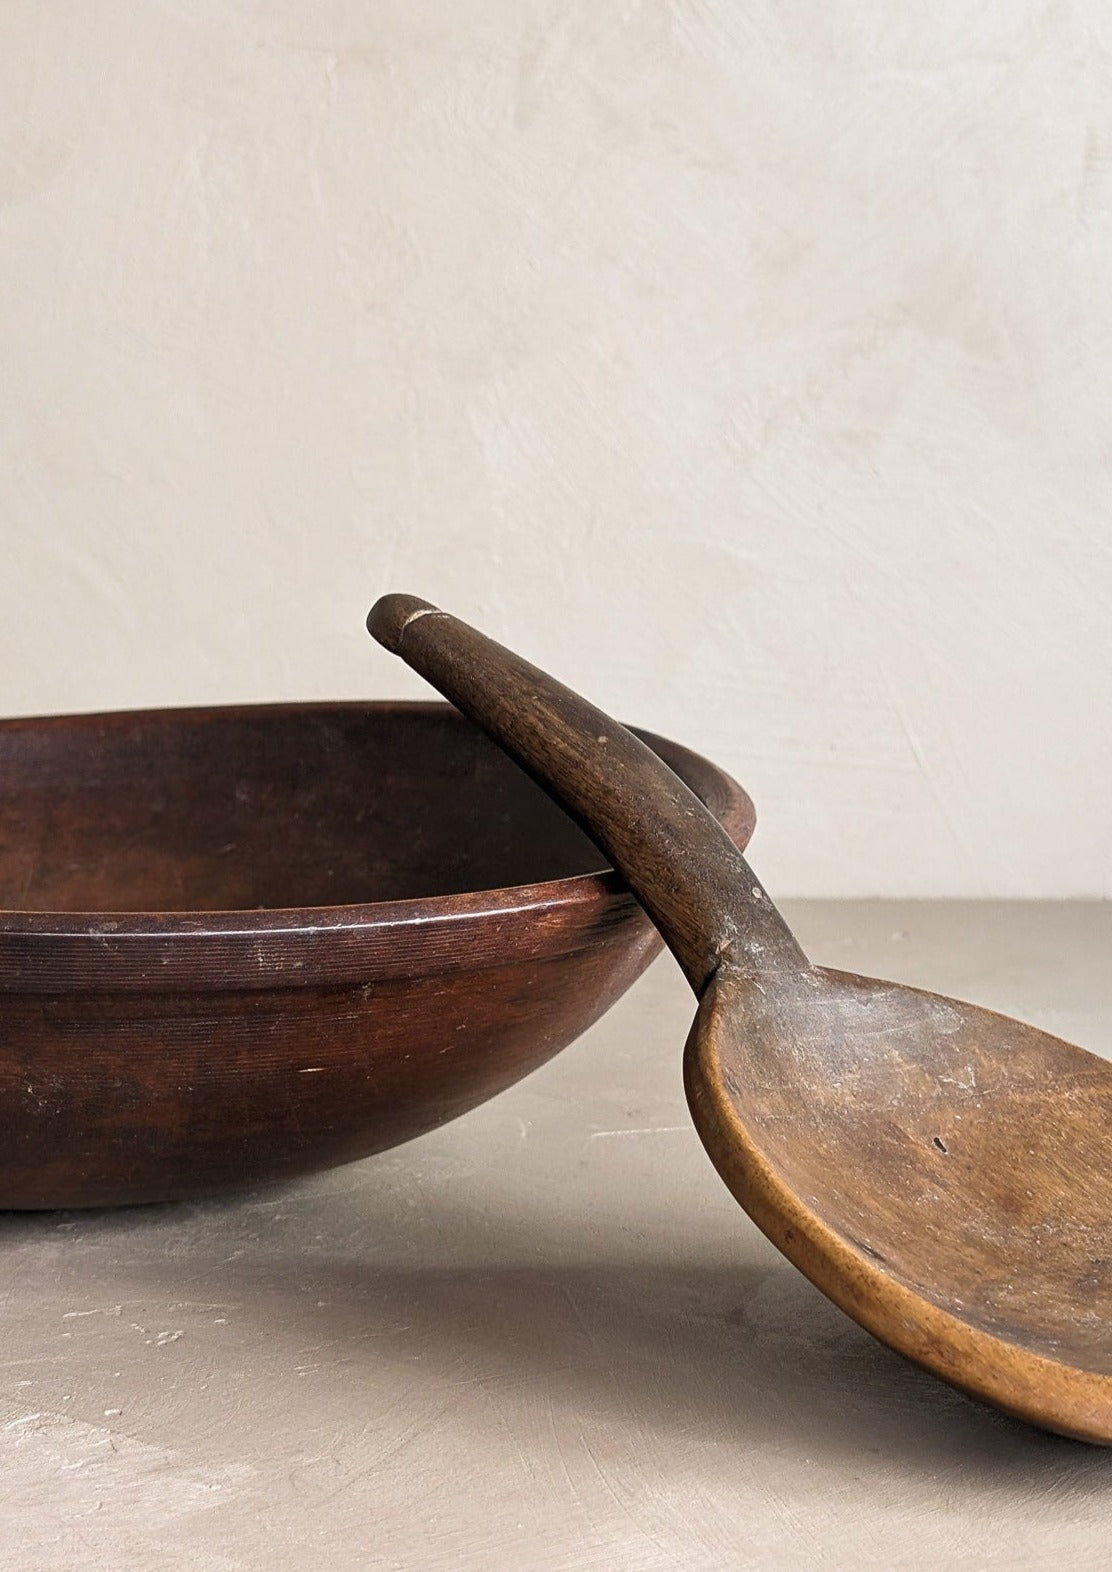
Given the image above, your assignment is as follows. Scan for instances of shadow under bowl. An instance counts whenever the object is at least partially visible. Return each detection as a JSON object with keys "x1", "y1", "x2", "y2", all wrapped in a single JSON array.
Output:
[{"x1": 0, "y1": 702, "x2": 754, "y2": 1208}]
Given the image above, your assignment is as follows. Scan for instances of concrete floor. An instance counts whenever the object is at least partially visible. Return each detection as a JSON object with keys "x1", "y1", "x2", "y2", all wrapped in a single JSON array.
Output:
[{"x1": 1, "y1": 901, "x2": 1111, "y2": 1570}]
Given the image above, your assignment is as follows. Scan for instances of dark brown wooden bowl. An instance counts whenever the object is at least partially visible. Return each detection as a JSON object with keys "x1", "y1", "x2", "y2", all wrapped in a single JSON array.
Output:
[{"x1": 0, "y1": 702, "x2": 754, "y2": 1208}]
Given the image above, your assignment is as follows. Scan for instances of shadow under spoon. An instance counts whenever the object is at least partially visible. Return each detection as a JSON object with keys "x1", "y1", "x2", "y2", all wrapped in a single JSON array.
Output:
[{"x1": 368, "y1": 592, "x2": 1112, "y2": 1444}]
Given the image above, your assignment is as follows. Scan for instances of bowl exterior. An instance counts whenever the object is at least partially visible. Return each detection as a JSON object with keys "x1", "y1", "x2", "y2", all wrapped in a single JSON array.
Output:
[{"x1": 0, "y1": 900, "x2": 659, "y2": 1208}]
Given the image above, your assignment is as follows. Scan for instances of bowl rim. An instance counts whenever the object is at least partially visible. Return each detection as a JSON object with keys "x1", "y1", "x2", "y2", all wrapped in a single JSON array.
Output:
[{"x1": 0, "y1": 700, "x2": 754, "y2": 992}]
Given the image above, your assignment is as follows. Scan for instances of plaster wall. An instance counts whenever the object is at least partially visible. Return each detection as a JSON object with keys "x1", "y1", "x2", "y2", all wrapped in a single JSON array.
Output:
[{"x1": 2, "y1": 2, "x2": 1110, "y2": 895}]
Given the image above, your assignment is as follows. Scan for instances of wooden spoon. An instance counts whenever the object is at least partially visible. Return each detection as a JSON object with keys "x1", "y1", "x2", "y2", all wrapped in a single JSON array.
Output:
[{"x1": 368, "y1": 593, "x2": 1112, "y2": 1443}]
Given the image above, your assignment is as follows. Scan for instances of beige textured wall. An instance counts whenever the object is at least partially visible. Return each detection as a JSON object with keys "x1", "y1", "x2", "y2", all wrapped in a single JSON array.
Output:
[{"x1": 2, "y1": 3, "x2": 1111, "y2": 895}]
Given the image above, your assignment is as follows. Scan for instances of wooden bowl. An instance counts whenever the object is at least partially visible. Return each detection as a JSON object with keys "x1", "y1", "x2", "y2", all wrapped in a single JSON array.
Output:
[{"x1": 0, "y1": 702, "x2": 754, "y2": 1208}]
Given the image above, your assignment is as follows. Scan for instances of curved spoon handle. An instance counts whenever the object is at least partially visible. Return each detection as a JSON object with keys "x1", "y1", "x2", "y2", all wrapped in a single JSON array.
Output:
[{"x1": 368, "y1": 594, "x2": 806, "y2": 995}]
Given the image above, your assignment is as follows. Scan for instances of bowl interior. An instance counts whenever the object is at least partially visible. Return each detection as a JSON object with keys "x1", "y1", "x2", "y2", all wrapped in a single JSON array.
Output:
[{"x1": 0, "y1": 703, "x2": 747, "y2": 916}]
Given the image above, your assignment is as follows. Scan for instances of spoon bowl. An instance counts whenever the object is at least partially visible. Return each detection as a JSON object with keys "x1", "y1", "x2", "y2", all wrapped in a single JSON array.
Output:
[
  {"x1": 692, "y1": 966, "x2": 1112, "y2": 1438},
  {"x1": 370, "y1": 593, "x2": 1112, "y2": 1443}
]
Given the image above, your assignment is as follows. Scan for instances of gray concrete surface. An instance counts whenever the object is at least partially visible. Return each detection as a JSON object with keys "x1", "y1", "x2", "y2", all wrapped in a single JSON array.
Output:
[{"x1": 1, "y1": 902, "x2": 1111, "y2": 1570}]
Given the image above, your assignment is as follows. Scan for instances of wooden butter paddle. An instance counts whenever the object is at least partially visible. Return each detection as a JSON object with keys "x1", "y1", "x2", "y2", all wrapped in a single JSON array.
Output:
[{"x1": 368, "y1": 593, "x2": 1112, "y2": 1443}]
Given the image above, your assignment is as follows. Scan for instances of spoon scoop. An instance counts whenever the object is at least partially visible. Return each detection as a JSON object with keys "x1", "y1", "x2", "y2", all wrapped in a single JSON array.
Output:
[{"x1": 368, "y1": 594, "x2": 1112, "y2": 1443}]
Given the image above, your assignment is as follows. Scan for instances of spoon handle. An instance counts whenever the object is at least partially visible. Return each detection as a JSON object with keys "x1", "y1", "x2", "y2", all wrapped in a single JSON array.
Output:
[{"x1": 368, "y1": 594, "x2": 806, "y2": 995}]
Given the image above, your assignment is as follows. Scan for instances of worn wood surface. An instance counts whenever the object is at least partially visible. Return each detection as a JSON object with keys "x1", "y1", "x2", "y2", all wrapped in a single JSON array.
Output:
[
  {"x1": 370, "y1": 593, "x2": 1112, "y2": 1444},
  {"x1": 0, "y1": 700, "x2": 754, "y2": 1208}
]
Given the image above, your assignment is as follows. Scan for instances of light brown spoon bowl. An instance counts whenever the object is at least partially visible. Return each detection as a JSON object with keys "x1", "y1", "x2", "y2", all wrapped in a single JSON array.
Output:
[{"x1": 370, "y1": 593, "x2": 1112, "y2": 1444}]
